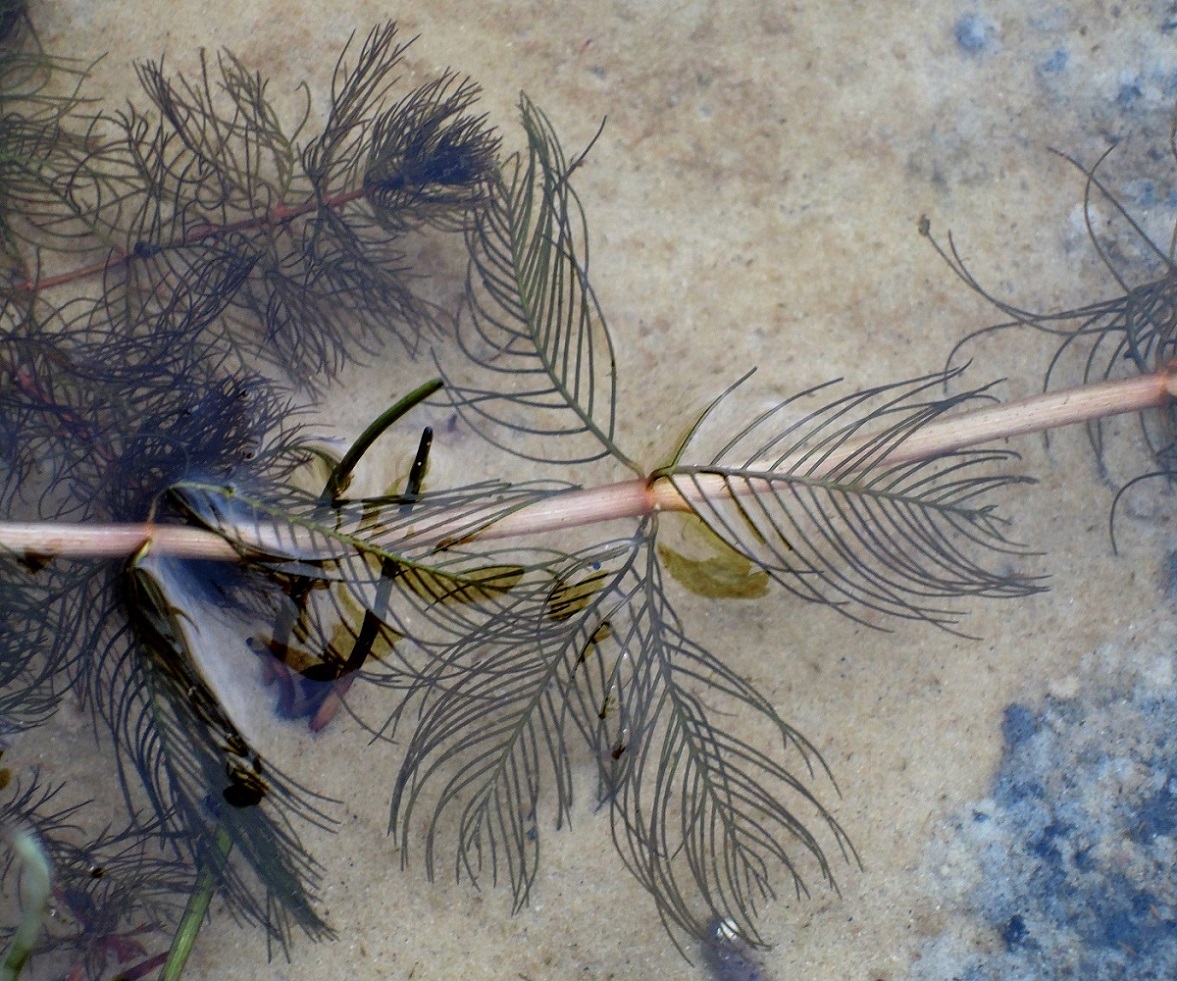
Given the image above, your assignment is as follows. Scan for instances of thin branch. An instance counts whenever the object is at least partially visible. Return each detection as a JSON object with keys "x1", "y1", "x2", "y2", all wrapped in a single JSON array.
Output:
[
  {"x1": 10, "y1": 187, "x2": 369, "y2": 294},
  {"x1": 3, "y1": 367, "x2": 1174, "y2": 560}
]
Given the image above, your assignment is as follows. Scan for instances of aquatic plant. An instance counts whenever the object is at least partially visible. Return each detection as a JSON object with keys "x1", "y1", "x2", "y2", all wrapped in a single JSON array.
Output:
[
  {"x1": 0, "y1": 20, "x2": 499, "y2": 975},
  {"x1": 935, "y1": 133, "x2": 1177, "y2": 518},
  {"x1": 1, "y1": 14, "x2": 1175, "y2": 980}
]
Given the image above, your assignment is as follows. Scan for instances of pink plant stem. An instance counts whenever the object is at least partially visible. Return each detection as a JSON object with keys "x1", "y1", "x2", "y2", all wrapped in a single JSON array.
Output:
[
  {"x1": 0, "y1": 522, "x2": 239, "y2": 561},
  {"x1": 3, "y1": 368, "x2": 1175, "y2": 560},
  {"x1": 656, "y1": 366, "x2": 1177, "y2": 519},
  {"x1": 469, "y1": 366, "x2": 1177, "y2": 540},
  {"x1": 14, "y1": 188, "x2": 367, "y2": 293}
]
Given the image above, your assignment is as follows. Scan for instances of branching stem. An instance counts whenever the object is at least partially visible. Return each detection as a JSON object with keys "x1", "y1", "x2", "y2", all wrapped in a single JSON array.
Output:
[
  {"x1": 12, "y1": 187, "x2": 369, "y2": 294},
  {"x1": 4, "y1": 367, "x2": 1175, "y2": 560}
]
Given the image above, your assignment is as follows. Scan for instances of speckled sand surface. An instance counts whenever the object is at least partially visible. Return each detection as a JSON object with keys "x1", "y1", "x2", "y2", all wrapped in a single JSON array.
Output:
[{"x1": 15, "y1": 2, "x2": 1177, "y2": 978}]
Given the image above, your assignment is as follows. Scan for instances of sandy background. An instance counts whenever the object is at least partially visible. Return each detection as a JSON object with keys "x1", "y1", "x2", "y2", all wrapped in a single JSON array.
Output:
[{"x1": 14, "y1": 1, "x2": 1177, "y2": 978}]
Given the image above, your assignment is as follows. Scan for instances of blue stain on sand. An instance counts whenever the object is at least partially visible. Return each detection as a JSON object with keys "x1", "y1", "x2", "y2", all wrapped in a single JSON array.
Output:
[
  {"x1": 915, "y1": 634, "x2": 1177, "y2": 978},
  {"x1": 954, "y1": 14, "x2": 999, "y2": 55}
]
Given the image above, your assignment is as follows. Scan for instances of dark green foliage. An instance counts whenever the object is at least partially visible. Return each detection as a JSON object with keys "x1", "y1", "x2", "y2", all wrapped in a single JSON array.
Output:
[
  {"x1": 168, "y1": 93, "x2": 1034, "y2": 953},
  {"x1": 0, "y1": 19, "x2": 501, "y2": 973},
  {"x1": 0, "y1": 20, "x2": 109, "y2": 269},
  {"x1": 932, "y1": 138, "x2": 1177, "y2": 536},
  {"x1": 0, "y1": 568, "x2": 73, "y2": 732},
  {"x1": 0, "y1": 14, "x2": 1045, "y2": 979},
  {"x1": 85, "y1": 23, "x2": 498, "y2": 386},
  {"x1": 367, "y1": 97, "x2": 1032, "y2": 948},
  {"x1": 448, "y1": 100, "x2": 631, "y2": 468},
  {"x1": 0, "y1": 774, "x2": 190, "y2": 979},
  {"x1": 664, "y1": 369, "x2": 1042, "y2": 629},
  {"x1": 363, "y1": 73, "x2": 498, "y2": 231}
]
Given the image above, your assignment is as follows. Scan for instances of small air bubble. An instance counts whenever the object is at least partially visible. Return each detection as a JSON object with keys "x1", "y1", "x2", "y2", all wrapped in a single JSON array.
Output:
[{"x1": 714, "y1": 917, "x2": 740, "y2": 942}]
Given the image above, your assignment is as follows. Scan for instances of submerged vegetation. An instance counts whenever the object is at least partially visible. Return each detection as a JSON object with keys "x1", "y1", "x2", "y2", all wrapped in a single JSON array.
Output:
[{"x1": 0, "y1": 9, "x2": 1175, "y2": 980}]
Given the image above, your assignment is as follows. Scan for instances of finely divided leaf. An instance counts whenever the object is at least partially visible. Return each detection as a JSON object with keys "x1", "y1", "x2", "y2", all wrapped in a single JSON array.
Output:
[
  {"x1": 931, "y1": 149, "x2": 1177, "y2": 486},
  {"x1": 387, "y1": 539, "x2": 643, "y2": 910},
  {"x1": 665, "y1": 372, "x2": 1043, "y2": 628},
  {"x1": 607, "y1": 548, "x2": 854, "y2": 948},
  {"x1": 445, "y1": 96, "x2": 634, "y2": 470},
  {"x1": 386, "y1": 529, "x2": 852, "y2": 949}
]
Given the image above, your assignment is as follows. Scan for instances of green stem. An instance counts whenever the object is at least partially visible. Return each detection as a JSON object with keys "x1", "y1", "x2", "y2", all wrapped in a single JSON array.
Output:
[
  {"x1": 160, "y1": 827, "x2": 233, "y2": 981},
  {"x1": 321, "y1": 378, "x2": 443, "y2": 502},
  {"x1": 0, "y1": 827, "x2": 50, "y2": 981}
]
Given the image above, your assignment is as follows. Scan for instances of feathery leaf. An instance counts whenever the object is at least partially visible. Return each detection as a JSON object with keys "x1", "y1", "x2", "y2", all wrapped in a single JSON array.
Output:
[
  {"x1": 663, "y1": 371, "x2": 1042, "y2": 628},
  {"x1": 445, "y1": 96, "x2": 634, "y2": 470}
]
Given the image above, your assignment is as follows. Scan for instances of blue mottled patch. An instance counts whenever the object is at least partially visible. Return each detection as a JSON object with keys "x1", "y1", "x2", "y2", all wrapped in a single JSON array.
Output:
[
  {"x1": 1001, "y1": 913, "x2": 1026, "y2": 949},
  {"x1": 1000, "y1": 703, "x2": 1037, "y2": 749},
  {"x1": 1038, "y1": 48, "x2": 1067, "y2": 74},
  {"x1": 1163, "y1": 549, "x2": 1177, "y2": 599},
  {"x1": 1118, "y1": 79, "x2": 1145, "y2": 107},
  {"x1": 955, "y1": 14, "x2": 998, "y2": 54},
  {"x1": 915, "y1": 633, "x2": 1177, "y2": 978}
]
